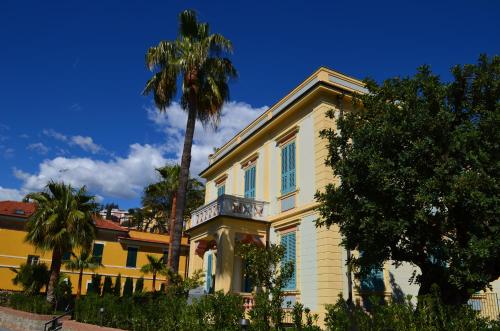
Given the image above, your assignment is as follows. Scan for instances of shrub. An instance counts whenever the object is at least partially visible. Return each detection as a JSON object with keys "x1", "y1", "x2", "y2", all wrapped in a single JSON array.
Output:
[
  {"x1": 102, "y1": 276, "x2": 113, "y2": 296},
  {"x1": 8, "y1": 293, "x2": 53, "y2": 314},
  {"x1": 324, "y1": 295, "x2": 500, "y2": 331},
  {"x1": 74, "y1": 290, "x2": 244, "y2": 331},
  {"x1": 134, "y1": 277, "x2": 144, "y2": 295},
  {"x1": 113, "y1": 274, "x2": 122, "y2": 296},
  {"x1": 89, "y1": 274, "x2": 102, "y2": 296},
  {"x1": 123, "y1": 277, "x2": 133, "y2": 297},
  {"x1": 10, "y1": 263, "x2": 49, "y2": 295}
]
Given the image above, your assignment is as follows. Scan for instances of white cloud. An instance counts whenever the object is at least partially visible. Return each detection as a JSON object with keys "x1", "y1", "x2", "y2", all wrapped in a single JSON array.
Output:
[
  {"x1": 70, "y1": 136, "x2": 102, "y2": 154},
  {"x1": 27, "y1": 142, "x2": 50, "y2": 155},
  {"x1": 11, "y1": 100, "x2": 265, "y2": 202},
  {"x1": 147, "y1": 101, "x2": 267, "y2": 175},
  {"x1": 43, "y1": 129, "x2": 104, "y2": 154},
  {"x1": 43, "y1": 129, "x2": 68, "y2": 142},
  {"x1": 0, "y1": 186, "x2": 24, "y2": 201},
  {"x1": 14, "y1": 144, "x2": 169, "y2": 199}
]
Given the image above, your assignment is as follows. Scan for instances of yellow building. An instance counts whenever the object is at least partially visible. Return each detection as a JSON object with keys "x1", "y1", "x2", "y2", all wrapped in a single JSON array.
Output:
[
  {"x1": 186, "y1": 67, "x2": 500, "y2": 320},
  {"x1": 0, "y1": 200, "x2": 189, "y2": 295}
]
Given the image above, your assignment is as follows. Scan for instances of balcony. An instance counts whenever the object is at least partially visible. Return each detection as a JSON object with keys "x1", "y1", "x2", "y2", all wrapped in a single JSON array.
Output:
[{"x1": 190, "y1": 195, "x2": 269, "y2": 229}]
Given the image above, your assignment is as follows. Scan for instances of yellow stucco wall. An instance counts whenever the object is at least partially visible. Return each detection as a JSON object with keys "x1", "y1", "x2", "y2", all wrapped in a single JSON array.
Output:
[{"x1": 0, "y1": 226, "x2": 188, "y2": 295}]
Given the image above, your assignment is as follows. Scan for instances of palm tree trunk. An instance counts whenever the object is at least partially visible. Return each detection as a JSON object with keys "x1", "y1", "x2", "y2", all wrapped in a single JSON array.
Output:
[
  {"x1": 167, "y1": 193, "x2": 177, "y2": 269},
  {"x1": 47, "y1": 248, "x2": 62, "y2": 304},
  {"x1": 170, "y1": 101, "x2": 197, "y2": 273},
  {"x1": 77, "y1": 268, "x2": 83, "y2": 298},
  {"x1": 152, "y1": 272, "x2": 157, "y2": 292}
]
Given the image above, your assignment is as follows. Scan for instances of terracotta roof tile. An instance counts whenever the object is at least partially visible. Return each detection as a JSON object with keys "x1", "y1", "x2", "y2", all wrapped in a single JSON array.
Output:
[
  {"x1": 94, "y1": 217, "x2": 128, "y2": 232},
  {"x1": 0, "y1": 201, "x2": 36, "y2": 218}
]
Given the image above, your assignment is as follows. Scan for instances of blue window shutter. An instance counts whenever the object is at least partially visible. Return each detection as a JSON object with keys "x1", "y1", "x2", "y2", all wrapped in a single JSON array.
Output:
[
  {"x1": 288, "y1": 142, "x2": 296, "y2": 190},
  {"x1": 281, "y1": 147, "x2": 287, "y2": 192},
  {"x1": 245, "y1": 166, "x2": 256, "y2": 198},
  {"x1": 217, "y1": 185, "x2": 225, "y2": 197},
  {"x1": 281, "y1": 232, "x2": 296, "y2": 290},
  {"x1": 206, "y1": 254, "x2": 213, "y2": 293},
  {"x1": 281, "y1": 142, "x2": 296, "y2": 194}
]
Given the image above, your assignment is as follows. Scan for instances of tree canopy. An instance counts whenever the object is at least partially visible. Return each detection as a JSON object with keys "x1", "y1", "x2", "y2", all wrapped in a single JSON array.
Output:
[{"x1": 316, "y1": 55, "x2": 500, "y2": 305}]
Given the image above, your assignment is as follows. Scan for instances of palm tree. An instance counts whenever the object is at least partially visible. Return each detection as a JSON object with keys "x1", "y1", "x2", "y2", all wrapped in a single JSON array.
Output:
[
  {"x1": 143, "y1": 9, "x2": 236, "y2": 273},
  {"x1": 140, "y1": 254, "x2": 167, "y2": 292},
  {"x1": 64, "y1": 250, "x2": 102, "y2": 298},
  {"x1": 24, "y1": 181, "x2": 96, "y2": 304},
  {"x1": 142, "y1": 165, "x2": 204, "y2": 241}
]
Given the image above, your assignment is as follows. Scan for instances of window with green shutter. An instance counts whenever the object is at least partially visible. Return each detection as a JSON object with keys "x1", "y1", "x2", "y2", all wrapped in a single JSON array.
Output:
[
  {"x1": 244, "y1": 166, "x2": 256, "y2": 199},
  {"x1": 359, "y1": 251, "x2": 384, "y2": 292},
  {"x1": 92, "y1": 243, "x2": 104, "y2": 264},
  {"x1": 126, "y1": 247, "x2": 138, "y2": 268},
  {"x1": 281, "y1": 142, "x2": 296, "y2": 194},
  {"x1": 217, "y1": 184, "x2": 225, "y2": 197},
  {"x1": 281, "y1": 231, "x2": 296, "y2": 290}
]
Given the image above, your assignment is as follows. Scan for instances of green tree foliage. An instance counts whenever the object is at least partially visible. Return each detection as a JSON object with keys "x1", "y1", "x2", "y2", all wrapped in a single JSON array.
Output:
[
  {"x1": 140, "y1": 165, "x2": 204, "y2": 236},
  {"x1": 237, "y1": 243, "x2": 294, "y2": 330},
  {"x1": 64, "y1": 250, "x2": 101, "y2": 298},
  {"x1": 24, "y1": 181, "x2": 97, "y2": 304},
  {"x1": 140, "y1": 254, "x2": 167, "y2": 292},
  {"x1": 134, "y1": 277, "x2": 144, "y2": 295},
  {"x1": 89, "y1": 274, "x2": 102, "y2": 296},
  {"x1": 10, "y1": 263, "x2": 49, "y2": 295},
  {"x1": 316, "y1": 55, "x2": 500, "y2": 305},
  {"x1": 123, "y1": 277, "x2": 134, "y2": 297},
  {"x1": 113, "y1": 274, "x2": 122, "y2": 297},
  {"x1": 143, "y1": 9, "x2": 237, "y2": 273},
  {"x1": 324, "y1": 293, "x2": 500, "y2": 331},
  {"x1": 102, "y1": 276, "x2": 113, "y2": 296}
]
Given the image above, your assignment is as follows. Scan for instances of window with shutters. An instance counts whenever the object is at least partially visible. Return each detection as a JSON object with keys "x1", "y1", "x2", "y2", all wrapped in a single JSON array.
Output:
[
  {"x1": 244, "y1": 166, "x2": 256, "y2": 199},
  {"x1": 281, "y1": 141, "x2": 296, "y2": 194},
  {"x1": 126, "y1": 247, "x2": 138, "y2": 268},
  {"x1": 92, "y1": 243, "x2": 104, "y2": 264},
  {"x1": 217, "y1": 184, "x2": 225, "y2": 197},
  {"x1": 281, "y1": 231, "x2": 296, "y2": 290},
  {"x1": 359, "y1": 251, "x2": 384, "y2": 292}
]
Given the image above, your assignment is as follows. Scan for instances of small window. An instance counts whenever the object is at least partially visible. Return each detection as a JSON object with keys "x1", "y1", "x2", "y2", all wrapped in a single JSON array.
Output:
[
  {"x1": 217, "y1": 184, "x2": 225, "y2": 197},
  {"x1": 27, "y1": 255, "x2": 39, "y2": 265},
  {"x1": 62, "y1": 251, "x2": 72, "y2": 261},
  {"x1": 92, "y1": 243, "x2": 104, "y2": 264},
  {"x1": 15, "y1": 209, "x2": 25, "y2": 215},
  {"x1": 126, "y1": 247, "x2": 138, "y2": 268}
]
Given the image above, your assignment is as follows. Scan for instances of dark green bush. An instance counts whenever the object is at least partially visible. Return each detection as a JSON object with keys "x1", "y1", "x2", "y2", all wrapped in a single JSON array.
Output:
[
  {"x1": 8, "y1": 293, "x2": 53, "y2": 314},
  {"x1": 134, "y1": 277, "x2": 144, "y2": 295},
  {"x1": 102, "y1": 276, "x2": 113, "y2": 295},
  {"x1": 113, "y1": 274, "x2": 122, "y2": 296},
  {"x1": 123, "y1": 277, "x2": 133, "y2": 297},
  {"x1": 74, "y1": 290, "x2": 244, "y2": 331},
  {"x1": 10, "y1": 263, "x2": 49, "y2": 295},
  {"x1": 324, "y1": 295, "x2": 500, "y2": 331}
]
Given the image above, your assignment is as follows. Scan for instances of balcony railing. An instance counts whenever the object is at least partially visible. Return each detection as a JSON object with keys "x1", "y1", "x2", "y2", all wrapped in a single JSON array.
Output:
[{"x1": 190, "y1": 195, "x2": 269, "y2": 228}]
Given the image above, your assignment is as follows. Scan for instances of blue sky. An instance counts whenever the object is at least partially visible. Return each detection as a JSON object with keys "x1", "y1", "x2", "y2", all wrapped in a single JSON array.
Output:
[{"x1": 0, "y1": 0, "x2": 498, "y2": 209}]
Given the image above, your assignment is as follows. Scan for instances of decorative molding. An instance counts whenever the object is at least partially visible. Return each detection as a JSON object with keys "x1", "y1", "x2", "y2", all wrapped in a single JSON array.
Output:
[
  {"x1": 275, "y1": 125, "x2": 300, "y2": 146},
  {"x1": 240, "y1": 152, "x2": 259, "y2": 169},
  {"x1": 214, "y1": 174, "x2": 228, "y2": 185}
]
